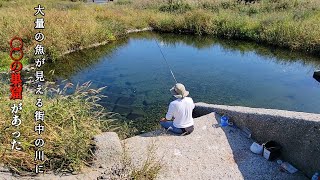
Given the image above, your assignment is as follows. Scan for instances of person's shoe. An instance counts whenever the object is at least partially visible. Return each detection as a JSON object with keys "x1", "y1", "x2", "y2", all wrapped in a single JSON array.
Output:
[{"x1": 180, "y1": 132, "x2": 189, "y2": 136}]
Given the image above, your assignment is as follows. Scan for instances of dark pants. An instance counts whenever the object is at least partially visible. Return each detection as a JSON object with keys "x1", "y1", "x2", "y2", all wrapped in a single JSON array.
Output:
[{"x1": 160, "y1": 121, "x2": 194, "y2": 135}]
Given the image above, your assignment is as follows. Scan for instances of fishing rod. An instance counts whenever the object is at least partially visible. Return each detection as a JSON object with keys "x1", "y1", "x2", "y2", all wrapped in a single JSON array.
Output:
[{"x1": 155, "y1": 40, "x2": 178, "y2": 84}]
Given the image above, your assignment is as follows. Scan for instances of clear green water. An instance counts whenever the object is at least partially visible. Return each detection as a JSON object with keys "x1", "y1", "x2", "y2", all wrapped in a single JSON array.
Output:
[{"x1": 45, "y1": 32, "x2": 320, "y2": 133}]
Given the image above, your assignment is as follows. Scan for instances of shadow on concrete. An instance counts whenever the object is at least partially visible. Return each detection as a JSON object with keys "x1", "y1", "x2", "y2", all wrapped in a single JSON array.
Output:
[
  {"x1": 138, "y1": 128, "x2": 183, "y2": 138},
  {"x1": 313, "y1": 72, "x2": 320, "y2": 83},
  {"x1": 211, "y1": 112, "x2": 309, "y2": 180}
]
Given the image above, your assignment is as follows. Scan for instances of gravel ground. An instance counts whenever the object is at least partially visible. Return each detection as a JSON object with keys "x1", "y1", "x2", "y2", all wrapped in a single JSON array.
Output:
[{"x1": 123, "y1": 112, "x2": 308, "y2": 180}]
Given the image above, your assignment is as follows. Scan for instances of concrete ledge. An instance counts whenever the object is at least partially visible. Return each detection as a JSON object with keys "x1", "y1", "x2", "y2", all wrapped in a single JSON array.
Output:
[
  {"x1": 93, "y1": 132, "x2": 123, "y2": 169},
  {"x1": 193, "y1": 102, "x2": 320, "y2": 178}
]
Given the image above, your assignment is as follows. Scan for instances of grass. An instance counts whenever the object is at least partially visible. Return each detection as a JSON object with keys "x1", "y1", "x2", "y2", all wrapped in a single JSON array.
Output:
[
  {"x1": 129, "y1": 145, "x2": 163, "y2": 180},
  {"x1": 0, "y1": 81, "x2": 122, "y2": 174},
  {"x1": 159, "y1": 0, "x2": 192, "y2": 13},
  {"x1": 100, "y1": 142, "x2": 163, "y2": 180}
]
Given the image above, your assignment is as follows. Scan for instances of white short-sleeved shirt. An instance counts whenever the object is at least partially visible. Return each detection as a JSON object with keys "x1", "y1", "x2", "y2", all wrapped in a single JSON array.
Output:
[{"x1": 165, "y1": 97, "x2": 195, "y2": 128}]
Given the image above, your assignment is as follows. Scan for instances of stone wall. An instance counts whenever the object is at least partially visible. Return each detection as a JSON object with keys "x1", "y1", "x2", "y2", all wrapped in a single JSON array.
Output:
[{"x1": 193, "y1": 102, "x2": 320, "y2": 177}]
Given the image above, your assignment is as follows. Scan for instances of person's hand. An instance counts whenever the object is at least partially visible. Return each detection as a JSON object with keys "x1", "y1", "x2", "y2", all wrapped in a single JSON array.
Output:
[{"x1": 160, "y1": 118, "x2": 167, "y2": 122}]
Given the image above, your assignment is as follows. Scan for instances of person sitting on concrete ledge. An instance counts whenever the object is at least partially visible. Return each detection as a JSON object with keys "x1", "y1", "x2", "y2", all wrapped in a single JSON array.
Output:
[{"x1": 160, "y1": 83, "x2": 195, "y2": 135}]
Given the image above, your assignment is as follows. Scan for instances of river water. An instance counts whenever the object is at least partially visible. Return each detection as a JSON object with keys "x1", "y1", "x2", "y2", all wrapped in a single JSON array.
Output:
[{"x1": 45, "y1": 32, "x2": 320, "y2": 133}]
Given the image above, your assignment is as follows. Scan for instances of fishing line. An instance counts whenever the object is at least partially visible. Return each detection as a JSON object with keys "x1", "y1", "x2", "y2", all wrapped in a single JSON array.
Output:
[{"x1": 155, "y1": 40, "x2": 178, "y2": 84}]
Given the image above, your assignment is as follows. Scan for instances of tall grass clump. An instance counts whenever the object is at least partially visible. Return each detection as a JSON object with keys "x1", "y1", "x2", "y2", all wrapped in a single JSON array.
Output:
[
  {"x1": 100, "y1": 142, "x2": 163, "y2": 179},
  {"x1": 0, "y1": 0, "x2": 149, "y2": 69},
  {"x1": 0, "y1": 81, "x2": 115, "y2": 174},
  {"x1": 130, "y1": 146, "x2": 163, "y2": 180},
  {"x1": 152, "y1": 0, "x2": 320, "y2": 54},
  {"x1": 159, "y1": 0, "x2": 192, "y2": 13}
]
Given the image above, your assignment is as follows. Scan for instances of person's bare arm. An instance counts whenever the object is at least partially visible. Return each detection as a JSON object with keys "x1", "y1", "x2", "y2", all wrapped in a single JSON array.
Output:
[
  {"x1": 160, "y1": 117, "x2": 174, "y2": 122},
  {"x1": 160, "y1": 117, "x2": 167, "y2": 122}
]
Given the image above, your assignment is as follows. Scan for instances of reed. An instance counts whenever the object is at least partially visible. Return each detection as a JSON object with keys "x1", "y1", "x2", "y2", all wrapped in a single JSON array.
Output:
[{"x1": 0, "y1": 81, "x2": 119, "y2": 173}]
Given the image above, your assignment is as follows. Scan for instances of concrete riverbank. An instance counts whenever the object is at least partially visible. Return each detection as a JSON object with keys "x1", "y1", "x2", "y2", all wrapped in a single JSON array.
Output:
[
  {"x1": 123, "y1": 112, "x2": 307, "y2": 180},
  {"x1": 193, "y1": 102, "x2": 320, "y2": 178},
  {"x1": 1, "y1": 103, "x2": 318, "y2": 179}
]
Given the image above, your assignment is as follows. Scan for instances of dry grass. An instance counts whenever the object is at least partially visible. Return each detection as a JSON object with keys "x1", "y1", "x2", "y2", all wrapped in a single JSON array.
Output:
[
  {"x1": 100, "y1": 142, "x2": 163, "y2": 180},
  {"x1": 0, "y1": 0, "x2": 151, "y2": 69},
  {"x1": 149, "y1": 0, "x2": 320, "y2": 53},
  {"x1": 0, "y1": 81, "x2": 118, "y2": 174}
]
